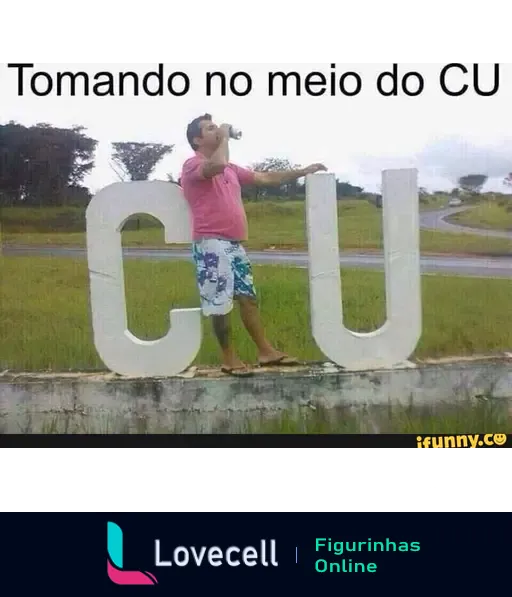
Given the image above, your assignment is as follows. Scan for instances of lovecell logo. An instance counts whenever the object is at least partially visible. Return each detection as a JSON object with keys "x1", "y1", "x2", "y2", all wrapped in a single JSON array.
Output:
[
  {"x1": 107, "y1": 522, "x2": 278, "y2": 585},
  {"x1": 107, "y1": 522, "x2": 158, "y2": 586}
]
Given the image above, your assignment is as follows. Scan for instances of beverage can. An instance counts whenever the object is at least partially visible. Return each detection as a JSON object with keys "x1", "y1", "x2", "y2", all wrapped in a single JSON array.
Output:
[{"x1": 229, "y1": 127, "x2": 243, "y2": 140}]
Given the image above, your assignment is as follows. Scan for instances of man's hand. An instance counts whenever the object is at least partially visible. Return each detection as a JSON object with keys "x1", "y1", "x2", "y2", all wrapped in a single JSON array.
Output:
[
  {"x1": 216, "y1": 124, "x2": 232, "y2": 145},
  {"x1": 303, "y1": 163, "x2": 328, "y2": 175}
]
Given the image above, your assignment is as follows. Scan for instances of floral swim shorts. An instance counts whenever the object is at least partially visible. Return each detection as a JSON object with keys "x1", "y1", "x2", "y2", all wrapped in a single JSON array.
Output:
[{"x1": 192, "y1": 239, "x2": 257, "y2": 317}]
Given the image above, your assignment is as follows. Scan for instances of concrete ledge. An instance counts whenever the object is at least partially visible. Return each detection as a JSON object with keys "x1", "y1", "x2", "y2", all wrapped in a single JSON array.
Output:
[{"x1": 1, "y1": 357, "x2": 511, "y2": 434}]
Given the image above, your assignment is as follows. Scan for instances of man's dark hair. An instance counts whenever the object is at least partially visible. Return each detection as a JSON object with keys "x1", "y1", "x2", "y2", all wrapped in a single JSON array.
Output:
[{"x1": 187, "y1": 113, "x2": 212, "y2": 151}]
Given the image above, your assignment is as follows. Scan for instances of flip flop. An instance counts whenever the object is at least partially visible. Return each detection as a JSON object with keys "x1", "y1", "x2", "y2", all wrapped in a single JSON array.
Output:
[
  {"x1": 221, "y1": 366, "x2": 255, "y2": 378},
  {"x1": 258, "y1": 356, "x2": 300, "y2": 368}
]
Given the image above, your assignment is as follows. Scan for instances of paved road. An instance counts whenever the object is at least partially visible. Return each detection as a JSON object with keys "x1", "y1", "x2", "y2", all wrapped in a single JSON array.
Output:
[
  {"x1": 420, "y1": 207, "x2": 512, "y2": 239},
  {"x1": 3, "y1": 207, "x2": 511, "y2": 279},
  {"x1": 4, "y1": 245, "x2": 511, "y2": 279}
]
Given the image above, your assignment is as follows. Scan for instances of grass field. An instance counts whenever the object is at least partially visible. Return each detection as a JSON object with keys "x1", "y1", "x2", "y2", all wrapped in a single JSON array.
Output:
[
  {"x1": 1, "y1": 257, "x2": 511, "y2": 372},
  {"x1": 447, "y1": 201, "x2": 512, "y2": 231},
  {"x1": 2, "y1": 201, "x2": 511, "y2": 255}
]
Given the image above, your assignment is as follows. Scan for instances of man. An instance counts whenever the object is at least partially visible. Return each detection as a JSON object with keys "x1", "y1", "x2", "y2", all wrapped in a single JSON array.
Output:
[{"x1": 181, "y1": 114, "x2": 327, "y2": 377}]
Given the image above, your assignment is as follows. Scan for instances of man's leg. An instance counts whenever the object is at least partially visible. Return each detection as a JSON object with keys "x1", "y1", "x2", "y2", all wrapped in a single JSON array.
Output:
[
  {"x1": 211, "y1": 313, "x2": 248, "y2": 372},
  {"x1": 193, "y1": 240, "x2": 253, "y2": 375},
  {"x1": 232, "y1": 246, "x2": 299, "y2": 366}
]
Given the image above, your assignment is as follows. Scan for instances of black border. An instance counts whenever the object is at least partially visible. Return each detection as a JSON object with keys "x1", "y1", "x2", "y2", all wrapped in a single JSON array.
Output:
[{"x1": 0, "y1": 434, "x2": 509, "y2": 448}]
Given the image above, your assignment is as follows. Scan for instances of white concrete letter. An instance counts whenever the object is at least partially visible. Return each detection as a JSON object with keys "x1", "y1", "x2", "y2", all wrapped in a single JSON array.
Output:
[
  {"x1": 86, "y1": 181, "x2": 201, "y2": 377},
  {"x1": 306, "y1": 170, "x2": 422, "y2": 370}
]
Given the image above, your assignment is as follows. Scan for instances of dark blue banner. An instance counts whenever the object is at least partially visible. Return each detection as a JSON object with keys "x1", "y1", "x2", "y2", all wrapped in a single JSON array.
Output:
[{"x1": 1, "y1": 513, "x2": 508, "y2": 594}]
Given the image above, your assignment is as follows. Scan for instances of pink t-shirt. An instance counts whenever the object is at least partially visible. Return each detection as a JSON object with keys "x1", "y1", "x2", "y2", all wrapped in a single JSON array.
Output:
[{"x1": 181, "y1": 154, "x2": 256, "y2": 242}]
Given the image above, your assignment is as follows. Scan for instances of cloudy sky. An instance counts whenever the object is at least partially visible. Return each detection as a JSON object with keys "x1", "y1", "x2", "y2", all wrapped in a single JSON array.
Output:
[{"x1": 1, "y1": 63, "x2": 511, "y2": 194}]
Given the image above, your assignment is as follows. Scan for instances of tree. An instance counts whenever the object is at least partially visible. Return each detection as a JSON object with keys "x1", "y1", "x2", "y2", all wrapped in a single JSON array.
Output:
[
  {"x1": 249, "y1": 157, "x2": 299, "y2": 200},
  {"x1": 111, "y1": 142, "x2": 174, "y2": 182},
  {"x1": 419, "y1": 187, "x2": 430, "y2": 204},
  {"x1": 504, "y1": 173, "x2": 512, "y2": 189},
  {"x1": 458, "y1": 174, "x2": 488, "y2": 195},
  {"x1": 0, "y1": 121, "x2": 97, "y2": 207},
  {"x1": 336, "y1": 181, "x2": 364, "y2": 199}
]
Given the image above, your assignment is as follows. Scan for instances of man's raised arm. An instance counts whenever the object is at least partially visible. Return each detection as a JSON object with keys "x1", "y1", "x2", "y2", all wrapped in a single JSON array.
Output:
[
  {"x1": 201, "y1": 124, "x2": 232, "y2": 179},
  {"x1": 253, "y1": 163, "x2": 327, "y2": 186}
]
